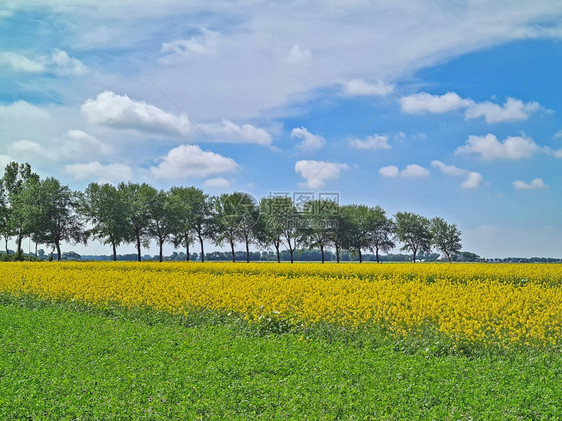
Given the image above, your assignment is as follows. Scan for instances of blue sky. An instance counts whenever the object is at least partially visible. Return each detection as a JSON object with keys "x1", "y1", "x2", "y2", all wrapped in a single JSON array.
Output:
[{"x1": 1, "y1": 1, "x2": 561, "y2": 258}]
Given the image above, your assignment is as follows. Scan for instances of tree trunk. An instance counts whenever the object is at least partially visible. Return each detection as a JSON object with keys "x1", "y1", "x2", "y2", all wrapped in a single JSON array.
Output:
[
  {"x1": 336, "y1": 244, "x2": 340, "y2": 263},
  {"x1": 412, "y1": 249, "x2": 417, "y2": 263},
  {"x1": 185, "y1": 235, "x2": 190, "y2": 262},
  {"x1": 56, "y1": 242, "x2": 62, "y2": 261},
  {"x1": 136, "y1": 234, "x2": 142, "y2": 262},
  {"x1": 375, "y1": 247, "x2": 380, "y2": 263},
  {"x1": 230, "y1": 239, "x2": 235, "y2": 262},
  {"x1": 199, "y1": 235, "x2": 205, "y2": 262},
  {"x1": 275, "y1": 243, "x2": 280, "y2": 263},
  {"x1": 358, "y1": 248, "x2": 363, "y2": 263},
  {"x1": 245, "y1": 239, "x2": 250, "y2": 263},
  {"x1": 159, "y1": 239, "x2": 163, "y2": 262},
  {"x1": 289, "y1": 248, "x2": 294, "y2": 264},
  {"x1": 447, "y1": 252, "x2": 452, "y2": 263},
  {"x1": 4, "y1": 237, "x2": 8, "y2": 254},
  {"x1": 320, "y1": 244, "x2": 325, "y2": 263},
  {"x1": 16, "y1": 233, "x2": 23, "y2": 260},
  {"x1": 112, "y1": 242, "x2": 117, "y2": 261}
]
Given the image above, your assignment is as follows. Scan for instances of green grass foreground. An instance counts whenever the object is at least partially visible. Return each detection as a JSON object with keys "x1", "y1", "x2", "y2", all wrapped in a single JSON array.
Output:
[{"x1": 1, "y1": 295, "x2": 561, "y2": 420}]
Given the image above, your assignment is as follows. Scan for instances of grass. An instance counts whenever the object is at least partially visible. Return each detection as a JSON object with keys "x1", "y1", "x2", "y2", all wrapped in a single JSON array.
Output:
[{"x1": 1, "y1": 294, "x2": 561, "y2": 420}]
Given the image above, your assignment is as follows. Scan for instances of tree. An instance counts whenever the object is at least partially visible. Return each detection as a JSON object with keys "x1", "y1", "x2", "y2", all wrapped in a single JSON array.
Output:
[
  {"x1": 301, "y1": 199, "x2": 338, "y2": 263},
  {"x1": 275, "y1": 197, "x2": 303, "y2": 264},
  {"x1": 367, "y1": 206, "x2": 395, "y2": 263},
  {"x1": 233, "y1": 193, "x2": 260, "y2": 263},
  {"x1": 81, "y1": 182, "x2": 129, "y2": 261},
  {"x1": 339, "y1": 204, "x2": 372, "y2": 263},
  {"x1": 394, "y1": 211, "x2": 432, "y2": 263},
  {"x1": 167, "y1": 187, "x2": 213, "y2": 262},
  {"x1": 258, "y1": 197, "x2": 285, "y2": 263},
  {"x1": 147, "y1": 189, "x2": 172, "y2": 263},
  {"x1": 118, "y1": 182, "x2": 153, "y2": 262},
  {"x1": 1, "y1": 162, "x2": 40, "y2": 259},
  {"x1": 430, "y1": 217, "x2": 462, "y2": 262},
  {"x1": 0, "y1": 182, "x2": 10, "y2": 253},
  {"x1": 167, "y1": 186, "x2": 201, "y2": 261},
  {"x1": 22, "y1": 177, "x2": 85, "y2": 260},
  {"x1": 213, "y1": 193, "x2": 240, "y2": 262}
]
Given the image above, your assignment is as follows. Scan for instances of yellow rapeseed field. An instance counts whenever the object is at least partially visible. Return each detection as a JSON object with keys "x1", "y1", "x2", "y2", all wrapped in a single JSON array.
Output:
[{"x1": 1, "y1": 262, "x2": 561, "y2": 346}]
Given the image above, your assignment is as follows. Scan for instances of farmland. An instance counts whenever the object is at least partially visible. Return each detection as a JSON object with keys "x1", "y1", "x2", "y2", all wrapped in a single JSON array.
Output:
[{"x1": 1, "y1": 262, "x2": 561, "y2": 419}]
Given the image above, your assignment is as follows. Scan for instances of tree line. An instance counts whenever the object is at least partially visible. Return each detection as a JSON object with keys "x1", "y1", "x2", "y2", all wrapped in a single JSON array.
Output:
[{"x1": 0, "y1": 161, "x2": 462, "y2": 263}]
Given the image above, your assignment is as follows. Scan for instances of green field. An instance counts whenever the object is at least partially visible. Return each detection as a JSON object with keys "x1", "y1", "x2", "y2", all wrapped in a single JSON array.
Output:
[{"x1": 1, "y1": 295, "x2": 560, "y2": 420}]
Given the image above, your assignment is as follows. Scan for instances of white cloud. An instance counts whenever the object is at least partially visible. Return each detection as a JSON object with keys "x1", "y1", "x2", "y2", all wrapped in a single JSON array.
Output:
[
  {"x1": 61, "y1": 129, "x2": 114, "y2": 158},
  {"x1": 295, "y1": 160, "x2": 348, "y2": 188},
  {"x1": 50, "y1": 49, "x2": 88, "y2": 76},
  {"x1": 401, "y1": 92, "x2": 541, "y2": 123},
  {"x1": 464, "y1": 97, "x2": 540, "y2": 123},
  {"x1": 554, "y1": 130, "x2": 562, "y2": 139},
  {"x1": 9, "y1": 140, "x2": 57, "y2": 163},
  {"x1": 0, "y1": 52, "x2": 44, "y2": 72},
  {"x1": 203, "y1": 177, "x2": 231, "y2": 188},
  {"x1": 379, "y1": 164, "x2": 429, "y2": 178},
  {"x1": 379, "y1": 165, "x2": 399, "y2": 177},
  {"x1": 160, "y1": 28, "x2": 220, "y2": 64},
  {"x1": 350, "y1": 134, "x2": 391, "y2": 151},
  {"x1": 201, "y1": 119, "x2": 273, "y2": 146},
  {"x1": 400, "y1": 92, "x2": 473, "y2": 114},
  {"x1": 291, "y1": 127, "x2": 325, "y2": 150},
  {"x1": 553, "y1": 149, "x2": 562, "y2": 158},
  {"x1": 341, "y1": 79, "x2": 394, "y2": 96},
  {"x1": 150, "y1": 144, "x2": 237, "y2": 180},
  {"x1": 431, "y1": 160, "x2": 484, "y2": 189},
  {"x1": 285, "y1": 44, "x2": 311, "y2": 63},
  {"x1": 513, "y1": 178, "x2": 547, "y2": 190},
  {"x1": 455, "y1": 134, "x2": 540, "y2": 160},
  {"x1": 0, "y1": 50, "x2": 87, "y2": 75},
  {"x1": 401, "y1": 164, "x2": 430, "y2": 178},
  {"x1": 0, "y1": 100, "x2": 50, "y2": 120},
  {"x1": 64, "y1": 162, "x2": 133, "y2": 183},
  {"x1": 81, "y1": 91, "x2": 190, "y2": 136}
]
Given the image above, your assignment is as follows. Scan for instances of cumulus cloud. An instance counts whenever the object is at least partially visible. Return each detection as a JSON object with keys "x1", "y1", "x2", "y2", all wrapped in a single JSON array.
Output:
[
  {"x1": 9, "y1": 140, "x2": 56, "y2": 163},
  {"x1": 295, "y1": 160, "x2": 348, "y2": 188},
  {"x1": 160, "y1": 28, "x2": 220, "y2": 64},
  {"x1": 0, "y1": 52, "x2": 44, "y2": 72},
  {"x1": 201, "y1": 119, "x2": 273, "y2": 146},
  {"x1": 401, "y1": 92, "x2": 541, "y2": 123},
  {"x1": 81, "y1": 91, "x2": 190, "y2": 136},
  {"x1": 553, "y1": 149, "x2": 562, "y2": 158},
  {"x1": 341, "y1": 79, "x2": 394, "y2": 96},
  {"x1": 285, "y1": 44, "x2": 311, "y2": 63},
  {"x1": 203, "y1": 177, "x2": 231, "y2": 188},
  {"x1": 513, "y1": 178, "x2": 547, "y2": 190},
  {"x1": 400, "y1": 92, "x2": 472, "y2": 114},
  {"x1": 464, "y1": 97, "x2": 540, "y2": 123},
  {"x1": 50, "y1": 49, "x2": 88, "y2": 76},
  {"x1": 350, "y1": 134, "x2": 391, "y2": 151},
  {"x1": 379, "y1": 165, "x2": 399, "y2": 177},
  {"x1": 401, "y1": 164, "x2": 430, "y2": 177},
  {"x1": 150, "y1": 144, "x2": 238, "y2": 180},
  {"x1": 379, "y1": 164, "x2": 429, "y2": 178},
  {"x1": 62, "y1": 129, "x2": 114, "y2": 158},
  {"x1": 64, "y1": 162, "x2": 133, "y2": 183},
  {"x1": 291, "y1": 127, "x2": 325, "y2": 150},
  {"x1": 0, "y1": 100, "x2": 50, "y2": 120},
  {"x1": 0, "y1": 50, "x2": 87, "y2": 75},
  {"x1": 455, "y1": 134, "x2": 540, "y2": 160},
  {"x1": 431, "y1": 160, "x2": 484, "y2": 189}
]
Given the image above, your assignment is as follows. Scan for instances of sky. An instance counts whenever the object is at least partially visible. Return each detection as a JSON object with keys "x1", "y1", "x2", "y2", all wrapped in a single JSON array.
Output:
[{"x1": 1, "y1": 1, "x2": 562, "y2": 258}]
